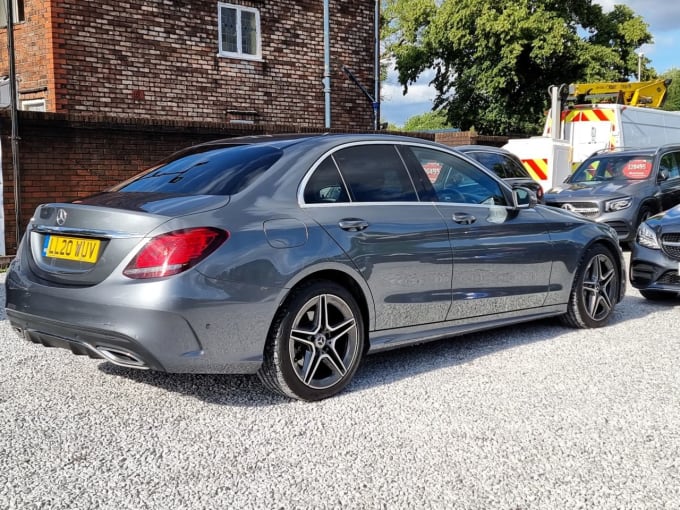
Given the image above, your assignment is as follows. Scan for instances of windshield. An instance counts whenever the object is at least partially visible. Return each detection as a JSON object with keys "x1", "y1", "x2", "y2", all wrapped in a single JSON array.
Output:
[
  {"x1": 111, "y1": 144, "x2": 283, "y2": 195},
  {"x1": 570, "y1": 155, "x2": 654, "y2": 183}
]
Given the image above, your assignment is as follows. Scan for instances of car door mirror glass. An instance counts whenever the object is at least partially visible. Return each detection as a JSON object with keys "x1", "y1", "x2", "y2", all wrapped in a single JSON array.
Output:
[{"x1": 513, "y1": 187, "x2": 537, "y2": 209}]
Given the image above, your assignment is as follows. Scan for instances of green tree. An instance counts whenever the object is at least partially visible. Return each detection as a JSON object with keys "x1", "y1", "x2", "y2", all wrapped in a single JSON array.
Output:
[
  {"x1": 383, "y1": 0, "x2": 653, "y2": 135},
  {"x1": 661, "y1": 69, "x2": 680, "y2": 111},
  {"x1": 402, "y1": 110, "x2": 451, "y2": 131}
]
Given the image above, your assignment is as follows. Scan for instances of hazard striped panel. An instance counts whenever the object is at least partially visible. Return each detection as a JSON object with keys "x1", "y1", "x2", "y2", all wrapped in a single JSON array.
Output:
[
  {"x1": 521, "y1": 159, "x2": 548, "y2": 182},
  {"x1": 565, "y1": 109, "x2": 615, "y2": 123}
]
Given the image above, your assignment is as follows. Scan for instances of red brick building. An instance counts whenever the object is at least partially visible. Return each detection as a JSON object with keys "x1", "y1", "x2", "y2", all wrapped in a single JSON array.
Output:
[{"x1": 0, "y1": 0, "x2": 378, "y2": 129}]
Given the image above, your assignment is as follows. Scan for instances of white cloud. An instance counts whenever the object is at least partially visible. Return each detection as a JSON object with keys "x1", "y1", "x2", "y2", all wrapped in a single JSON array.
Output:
[
  {"x1": 622, "y1": 0, "x2": 680, "y2": 32},
  {"x1": 381, "y1": 81, "x2": 436, "y2": 105}
]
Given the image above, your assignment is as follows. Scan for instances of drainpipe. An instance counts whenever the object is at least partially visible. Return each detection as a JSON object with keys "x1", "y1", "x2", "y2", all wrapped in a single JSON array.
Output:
[
  {"x1": 323, "y1": 0, "x2": 331, "y2": 129},
  {"x1": 373, "y1": 0, "x2": 380, "y2": 130},
  {"x1": 6, "y1": 0, "x2": 20, "y2": 253}
]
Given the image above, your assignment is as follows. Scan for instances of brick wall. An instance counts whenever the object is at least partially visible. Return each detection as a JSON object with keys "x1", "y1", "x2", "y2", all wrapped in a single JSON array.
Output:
[
  {"x1": 435, "y1": 131, "x2": 509, "y2": 148},
  {"x1": 0, "y1": 0, "x2": 377, "y2": 130}
]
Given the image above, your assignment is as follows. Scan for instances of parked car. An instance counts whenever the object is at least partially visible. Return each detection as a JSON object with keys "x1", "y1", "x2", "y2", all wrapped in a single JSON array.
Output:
[
  {"x1": 5, "y1": 134, "x2": 626, "y2": 401},
  {"x1": 630, "y1": 204, "x2": 680, "y2": 300},
  {"x1": 544, "y1": 145, "x2": 680, "y2": 243},
  {"x1": 454, "y1": 145, "x2": 544, "y2": 202}
]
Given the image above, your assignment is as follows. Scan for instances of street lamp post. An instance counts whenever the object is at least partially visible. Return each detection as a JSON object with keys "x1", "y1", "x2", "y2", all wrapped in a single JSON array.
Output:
[{"x1": 638, "y1": 52, "x2": 644, "y2": 82}]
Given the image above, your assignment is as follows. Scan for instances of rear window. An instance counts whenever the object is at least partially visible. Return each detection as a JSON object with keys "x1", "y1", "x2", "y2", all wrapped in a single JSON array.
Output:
[{"x1": 112, "y1": 145, "x2": 283, "y2": 195}]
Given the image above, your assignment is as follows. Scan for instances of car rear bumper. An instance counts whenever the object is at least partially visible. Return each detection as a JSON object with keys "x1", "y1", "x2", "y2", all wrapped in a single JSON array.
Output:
[{"x1": 4, "y1": 268, "x2": 277, "y2": 374}]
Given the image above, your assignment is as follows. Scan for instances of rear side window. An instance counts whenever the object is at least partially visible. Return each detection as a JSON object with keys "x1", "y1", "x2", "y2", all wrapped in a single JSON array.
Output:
[
  {"x1": 304, "y1": 157, "x2": 350, "y2": 204},
  {"x1": 112, "y1": 145, "x2": 283, "y2": 195},
  {"x1": 332, "y1": 145, "x2": 417, "y2": 202}
]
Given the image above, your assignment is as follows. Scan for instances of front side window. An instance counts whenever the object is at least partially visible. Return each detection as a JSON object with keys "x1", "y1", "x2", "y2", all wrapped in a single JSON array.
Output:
[
  {"x1": 407, "y1": 147, "x2": 507, "y2": 206},
  {"x1": 218, "y1": 3, "x2": 261, "y2": 60},
  {"x1": 660, "y1": 152, "x2": 680, "y2": 180}
]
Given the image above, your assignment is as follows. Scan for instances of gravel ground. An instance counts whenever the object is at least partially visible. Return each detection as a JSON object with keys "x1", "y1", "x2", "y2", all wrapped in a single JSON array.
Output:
[{"x1": 1, "y1": 261, "x2": 680, "y2": 510}]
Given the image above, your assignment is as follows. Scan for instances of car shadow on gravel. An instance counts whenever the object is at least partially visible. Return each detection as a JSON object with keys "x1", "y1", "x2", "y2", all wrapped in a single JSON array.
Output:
[
  {"x1": 97, "y1": 363, "x2": 287, "y2": 407},
  {"x1": 94, "y1": 293, "x2": 666, "y2": 405}
]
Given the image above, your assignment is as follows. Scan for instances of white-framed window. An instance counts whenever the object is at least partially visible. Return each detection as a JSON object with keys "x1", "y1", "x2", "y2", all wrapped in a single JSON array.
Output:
[
  {"x1": 0, "y1": 0, "x2": 25, "y2": 28},
  {"x1": 218, "y1": 3, "x2": 261, "y2": 60},
  {"x1": 21, "y1": 99, "x2": 46, "y2": 111}
]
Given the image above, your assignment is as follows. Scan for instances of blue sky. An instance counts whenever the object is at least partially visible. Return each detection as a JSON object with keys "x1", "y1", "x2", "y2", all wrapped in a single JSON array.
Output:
[{"x1": 380, "y1": 1, "x2": 680, "y2": 127}]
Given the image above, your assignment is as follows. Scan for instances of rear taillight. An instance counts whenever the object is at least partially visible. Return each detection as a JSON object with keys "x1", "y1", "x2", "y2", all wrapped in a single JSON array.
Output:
[{"x1": 123, "y1": 227, "x2": 228, "y2": 279}]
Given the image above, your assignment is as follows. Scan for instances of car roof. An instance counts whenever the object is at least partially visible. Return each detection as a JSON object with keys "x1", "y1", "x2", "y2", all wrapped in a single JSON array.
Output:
[
  {"x1": 454, "y1": 145, "x2": 513, "y2": 155},
  {"x1": 589, "y1": 144, "x2": 680, "y2": 159},
  {"x1": 192, "y1": 133, "x2": 442, "y2": 150}
]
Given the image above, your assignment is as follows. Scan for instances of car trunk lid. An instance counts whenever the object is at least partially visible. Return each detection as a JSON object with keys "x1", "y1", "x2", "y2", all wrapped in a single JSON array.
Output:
[{"x1": 23, "y1": 193, "x2": 230, "y2": 286}]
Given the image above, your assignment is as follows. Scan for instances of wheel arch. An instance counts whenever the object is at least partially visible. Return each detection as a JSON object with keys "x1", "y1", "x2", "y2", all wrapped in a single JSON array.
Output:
[
  {"x1": 584, "y1": 237, "x2": 626, "y2": 304},
  {"x1": 273, "y1": 265, "x2": 374, "y2": 352}
]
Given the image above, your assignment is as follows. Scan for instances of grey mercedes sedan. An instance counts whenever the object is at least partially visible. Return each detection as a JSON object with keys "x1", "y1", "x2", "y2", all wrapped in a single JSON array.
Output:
[{"x1": 5, "y1": 134, "x2": 626, "y2": 400}]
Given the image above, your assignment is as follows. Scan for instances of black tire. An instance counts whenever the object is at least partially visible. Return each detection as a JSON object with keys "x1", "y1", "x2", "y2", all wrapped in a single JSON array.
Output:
[
  {"x1": 258, "y1": 280, "x2": 365, "y2": 401},
  {"x1": 639, "y1": 289, "x2": 678, "y2": 301},
  {"x1": 560, "y1": 244, "x2": 620, "y2": 329}
]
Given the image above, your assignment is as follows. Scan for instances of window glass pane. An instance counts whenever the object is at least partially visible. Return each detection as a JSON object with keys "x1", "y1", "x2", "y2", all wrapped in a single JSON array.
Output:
[
  {"x1": 220, "y1": 7, "x2": 237, "y2": 53},
  {"x1": 333, "y1": 145, "x2": 417, "y2": 202},
  {"x1": 304, "y1": 158, "x2": 349, "y2": 204},
  {"x1": 113, "y1": 145, "x2": 282, "y2": 196},
  {"x1": 409, "y1": 147, "x2": 507, "y2": 206},
  {"x1": 241, "y1": 11, "x2": 257, "y2": 55}
]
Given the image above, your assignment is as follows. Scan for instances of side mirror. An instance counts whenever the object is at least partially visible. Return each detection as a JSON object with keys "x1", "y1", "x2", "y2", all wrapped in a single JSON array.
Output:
[{"x1": 512, "y1": 186, "x2": 537, "y2": 209}]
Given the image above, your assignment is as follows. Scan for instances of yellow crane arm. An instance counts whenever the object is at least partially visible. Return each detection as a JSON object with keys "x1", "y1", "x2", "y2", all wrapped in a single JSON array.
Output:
[{"x1": 567, "y1": 79, "x2": 671, "y2": 108}]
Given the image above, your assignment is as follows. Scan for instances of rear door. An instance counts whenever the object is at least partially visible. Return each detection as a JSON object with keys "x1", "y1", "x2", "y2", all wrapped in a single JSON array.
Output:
[
  {"x1": 301, "y1": 143, "x2": 453, "y2": 330},
  {"x1": 400, "y1": 145, "x2": 553, "y2": 320}
]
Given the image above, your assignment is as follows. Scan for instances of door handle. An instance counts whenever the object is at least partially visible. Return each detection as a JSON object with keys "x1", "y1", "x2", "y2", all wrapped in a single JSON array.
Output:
[
  {"x1": 453, "y1": 212, "x2": 476, "y2": 225},
  {"x1": 338, "y1": 219, "x2": 369, "y2": 231}
]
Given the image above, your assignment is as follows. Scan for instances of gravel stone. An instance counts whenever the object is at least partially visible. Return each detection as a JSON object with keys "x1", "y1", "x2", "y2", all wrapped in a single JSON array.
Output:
[{"x1": 2, "y1": 257, "x2": 680, "y2": 509}]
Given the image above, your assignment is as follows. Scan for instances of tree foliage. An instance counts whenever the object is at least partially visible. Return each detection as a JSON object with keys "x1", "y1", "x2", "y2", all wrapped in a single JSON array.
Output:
[
  {"x1": 661, "y1": 69, "x2": 680, "y2": 112},
  {"x1": 384, "y1": 0, "x2": 653, "y2": 135},
  {"x1": 402, "y1": 110, "x2": 451, "y2": 131}
]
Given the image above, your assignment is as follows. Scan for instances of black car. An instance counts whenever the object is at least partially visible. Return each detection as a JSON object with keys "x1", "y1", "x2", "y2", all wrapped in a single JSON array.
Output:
[
  {"x1": 630, "y1": 204, "x2": 680, "y2": 300},
  {"x1": 544, "y1": 145, "x2": 680, "y2": 243},
  {"x1": 455, "y1": 145, "x2": 544, "y2": 202}
]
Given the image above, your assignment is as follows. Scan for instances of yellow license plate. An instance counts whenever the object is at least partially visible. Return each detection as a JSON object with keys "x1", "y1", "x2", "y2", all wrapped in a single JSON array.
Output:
[{"x1": 42, "y1": 235, "x2": 101, "y2": 263}]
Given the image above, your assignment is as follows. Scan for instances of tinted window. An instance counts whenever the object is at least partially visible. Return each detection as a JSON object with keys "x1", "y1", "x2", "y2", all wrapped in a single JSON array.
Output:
[
  {"x1": 408, "y1": 147, "x2": 507, "y2": 206},
  {"x1": 468, "y1": 151, "x2": 529, "y2": 179},
  {"x1": 304, "y1": 157, "x2": 350, "y2": 204},
  {"x1": 333, "y1": 145, "x2": 417, "y2": 202},
  {"x1": 113, "y1": 145, "x2": 282, "y2": 195},
  {"x1": 660, "y1": 152, "x2": 680, "y2": 179},
  {"x1": 571, "y1": 155, "x2": 654, "y2": 183}
]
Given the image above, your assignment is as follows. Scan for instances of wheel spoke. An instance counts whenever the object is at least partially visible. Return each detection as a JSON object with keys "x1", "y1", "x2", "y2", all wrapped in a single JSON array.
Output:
[
  {"x1": 319, "y1": 352, "x2": 347, "y2": 378},
  {"x1": 303, "y1": 351, "x2": 324, "y2": 385},
  {"x1": 327, "y1": 317, "x2": 356, "y2": 343},
  {"x1": 581, "y1": 254, "x2": 616, "y2": 320}
]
